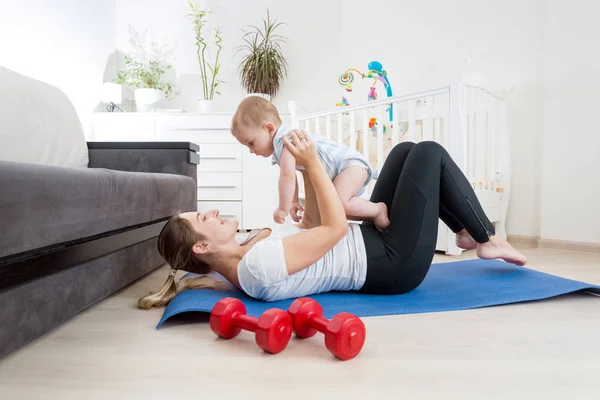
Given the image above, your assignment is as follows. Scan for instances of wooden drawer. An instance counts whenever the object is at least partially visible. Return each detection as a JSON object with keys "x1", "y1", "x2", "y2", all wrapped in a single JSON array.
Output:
[
  {"x1": 198, "y1": 144, "x2": 242, "y2": 172},
  {"x1": 197, "y1": 173, "x2": 242, "y2": 201},
  {"x1": 197, "y1": 201, "x2": 242, "y2": 222}
]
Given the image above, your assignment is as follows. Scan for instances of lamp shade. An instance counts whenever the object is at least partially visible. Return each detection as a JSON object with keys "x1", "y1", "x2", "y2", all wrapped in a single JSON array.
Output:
[{"x1": 102, "y1": 82, "x2": 122, "y2": 104}]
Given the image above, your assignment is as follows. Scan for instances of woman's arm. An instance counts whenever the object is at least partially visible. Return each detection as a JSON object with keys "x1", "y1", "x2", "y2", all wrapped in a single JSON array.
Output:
[
  {"x1": 295, "y1": 171, "x2": 320, "y2": 229},
  {"x1": 242, "y1": 228, "x2": 272, "y2": 247},
  {"x1": 281, "y1": 130, "x2": 348, "y2": 275}
]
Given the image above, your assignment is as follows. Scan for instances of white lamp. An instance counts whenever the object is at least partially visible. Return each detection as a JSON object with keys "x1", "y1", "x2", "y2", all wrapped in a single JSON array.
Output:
[{"x1": 102, "y1": 82, "x2": 123, "y2": 112}]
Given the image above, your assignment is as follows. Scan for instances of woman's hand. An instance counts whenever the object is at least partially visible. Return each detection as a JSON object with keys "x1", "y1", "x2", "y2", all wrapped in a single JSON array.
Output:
[{"x1": 282, "y1": 129, "x2": 319, "y2": 169}]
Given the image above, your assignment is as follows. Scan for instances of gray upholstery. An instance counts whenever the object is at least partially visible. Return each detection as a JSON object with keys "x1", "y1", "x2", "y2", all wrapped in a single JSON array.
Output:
[
  {"x1": 0, "y1": 160, "x2": 196, "y2": 259},
  {"x1": 88, "y1": 148, "x2": 197, "y2": 180},
  {"x1": 0, "y1": 237, "x2": 163, "y2": 360},
  {"x1": 0, "y1": 66, "x2": 200, "y2": 360}
]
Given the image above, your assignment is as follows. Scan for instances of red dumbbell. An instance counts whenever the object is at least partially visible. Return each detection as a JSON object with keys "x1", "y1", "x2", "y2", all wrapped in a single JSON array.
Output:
[
  {"x1": 210, "y1": 298, "x2": 293, "y2": 354},
  {"x1": 287, "y1": 298, "x2": 366, "y2": 360}
]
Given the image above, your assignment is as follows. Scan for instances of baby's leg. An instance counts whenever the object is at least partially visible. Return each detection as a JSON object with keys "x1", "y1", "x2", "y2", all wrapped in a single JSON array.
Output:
[{"x1": 334, "y1": 166, "x2": 390, "y2": 231}]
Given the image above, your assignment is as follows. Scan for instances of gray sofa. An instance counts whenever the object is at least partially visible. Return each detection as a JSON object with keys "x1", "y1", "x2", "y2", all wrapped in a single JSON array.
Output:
[{"x1": 0, "y1": 67, "x2": 198, "y2": 359}]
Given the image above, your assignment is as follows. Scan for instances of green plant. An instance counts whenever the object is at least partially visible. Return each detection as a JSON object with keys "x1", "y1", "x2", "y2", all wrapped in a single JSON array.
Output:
[
  {"x1": 114, "y1": 26, "x2": 178, "y2": 100},
  {"x1": 187, "y1": 2, "x2": 223, "y2": 100},
  {"x1": 115, "y1": 56, "x2": 177, "y2": 100},
  {"x1": 237, "y1": 9, "x2": 288, "y2": 98}
]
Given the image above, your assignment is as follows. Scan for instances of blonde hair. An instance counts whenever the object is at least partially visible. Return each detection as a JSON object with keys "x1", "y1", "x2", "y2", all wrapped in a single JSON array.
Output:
[
  {"x1": 138, "y1": 215, "x2": 231, "y2": 309},
  {"x1": 231, "y1": 96, "x2": 282, "y2": 135}
]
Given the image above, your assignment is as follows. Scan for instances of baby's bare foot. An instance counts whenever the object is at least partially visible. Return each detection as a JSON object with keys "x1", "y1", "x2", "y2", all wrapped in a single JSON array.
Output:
[
  {"x1": 455, "y1": 229, "x2": 477, "y2": 250},
  {"x1": 476, "y1": 235, "x2": 528, "y2": 266},
  {"x1": 374, "y1": 202, "x2": 390, "y2": 232}
]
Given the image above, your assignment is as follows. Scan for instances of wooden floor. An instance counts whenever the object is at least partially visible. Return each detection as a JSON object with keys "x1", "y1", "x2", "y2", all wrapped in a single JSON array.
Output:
[{"x1": 1, "y1": 246, "x2": 599, "y2": 399}]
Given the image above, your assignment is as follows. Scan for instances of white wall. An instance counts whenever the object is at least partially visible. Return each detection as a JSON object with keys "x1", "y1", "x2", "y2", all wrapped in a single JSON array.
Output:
[
  {"x1": 113, "y1": 0, "x2": 543, "y2": 237},
  {"x1": 340, "y1": 0, "x2": 543, "y2": 238},
  {"x1": 539, "y1": 0, "x2": 600, "y2": 243},
  {"x1": 114, "y1": 0, "x2": 342, "y2": 114},
  {"x1": 5, "y1": 0, "x2": 595, "y2": 243},
  {"x1": 0, "y1": 0, "x2": 117, "y2": 136}
]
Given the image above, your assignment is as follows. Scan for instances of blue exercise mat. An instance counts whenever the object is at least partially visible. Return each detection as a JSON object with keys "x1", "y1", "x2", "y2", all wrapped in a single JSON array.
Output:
[{"x1": 156, "y1": 259, "x2": 599, "y2": 328}]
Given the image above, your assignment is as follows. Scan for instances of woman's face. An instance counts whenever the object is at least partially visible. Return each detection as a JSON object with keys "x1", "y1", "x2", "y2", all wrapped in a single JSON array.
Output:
[{"x1": 179, "y1": 210, "x2": 238, "y2": 249}]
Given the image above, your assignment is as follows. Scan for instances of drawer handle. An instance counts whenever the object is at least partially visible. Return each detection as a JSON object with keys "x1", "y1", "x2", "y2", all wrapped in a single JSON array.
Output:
[
  {"x1": 198, "y1": 185, "x2": 237, "y2": 188},
  {"x1": 201, "y1": 156, "x2": 238, "y2": 160},
  {"x1": 221, "y1": 214, "x2": 237, "y2": 218}
]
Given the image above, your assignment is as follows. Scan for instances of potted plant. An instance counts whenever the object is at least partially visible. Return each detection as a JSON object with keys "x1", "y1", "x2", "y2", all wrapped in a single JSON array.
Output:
[
  {"x1": 187, "y1": 2, "x2": 223, "y2": 113},
  {"x1": 237, "y1": 9, "x2": 288, "y2": 100},
  {"x1": 115, "y1": 26, "x2": 177, "y2": 111}
]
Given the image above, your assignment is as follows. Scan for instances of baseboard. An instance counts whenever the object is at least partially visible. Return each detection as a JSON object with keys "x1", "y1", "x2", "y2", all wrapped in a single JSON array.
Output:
[
  {"x1": 507, "y1": 235, "x2": 540, "y2": 247},
  {"x1": 508, "y1": 234, "x2": 600, "y2": 253},
  {"x1": 537, "y1": 238, "x2": 600, "y2": 254}
]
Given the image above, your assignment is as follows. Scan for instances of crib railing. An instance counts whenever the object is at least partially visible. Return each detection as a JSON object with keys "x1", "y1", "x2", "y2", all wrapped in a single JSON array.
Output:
[
  {"x1": 288, "y1": 84, "x2": 505, "y2": 199},
  {"x1": 461, "y1": 84, "x2": 505, "y2": 194},
  {"x1": 289, "y1": 87, "x2": 452, "y2": 197}
]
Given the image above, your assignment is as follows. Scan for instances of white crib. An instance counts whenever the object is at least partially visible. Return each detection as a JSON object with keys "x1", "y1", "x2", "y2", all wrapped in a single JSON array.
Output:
[{"x1": 288, "y1": 72, "x2": 513, "y2": 255}]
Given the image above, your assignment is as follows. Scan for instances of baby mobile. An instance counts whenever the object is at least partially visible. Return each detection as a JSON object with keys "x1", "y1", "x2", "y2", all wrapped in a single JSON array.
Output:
[{"x1": 337, "y1": 61, "x2": 394, "y2": 136}]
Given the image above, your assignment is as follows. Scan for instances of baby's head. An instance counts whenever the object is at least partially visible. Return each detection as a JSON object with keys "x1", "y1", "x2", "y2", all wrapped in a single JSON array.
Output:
[{"x1": 231, "y1": 96, "x2": 282, "y2": 157}]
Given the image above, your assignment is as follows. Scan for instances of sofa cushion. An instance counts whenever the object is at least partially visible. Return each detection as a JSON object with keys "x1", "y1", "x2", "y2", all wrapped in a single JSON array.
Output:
[
  {"x1": 0, "y1": 66, "x2": 88, "y2": 168},
  {"x1": 0, "y1": 160, "x2": 196, "y2": 260}
]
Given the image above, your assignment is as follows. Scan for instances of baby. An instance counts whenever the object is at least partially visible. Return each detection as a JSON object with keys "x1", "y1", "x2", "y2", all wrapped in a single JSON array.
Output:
[{"x1": 231, "y1": 96, "x2": 390, "y2": 231}]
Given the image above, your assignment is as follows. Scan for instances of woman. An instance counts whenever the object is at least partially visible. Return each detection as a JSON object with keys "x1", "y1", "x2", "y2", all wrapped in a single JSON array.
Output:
[{"x1": 139, "y1": 131, "x2": 527, "y2": 307}]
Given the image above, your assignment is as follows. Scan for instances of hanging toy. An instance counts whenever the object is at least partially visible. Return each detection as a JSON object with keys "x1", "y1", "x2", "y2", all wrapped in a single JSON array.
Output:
[
  {"x1": 367, "y1": 119, "x2": 393, "y2": 136},
  {"x1": 336, "y1": 96, "x2": 350, "y2": 107},
  {"x1": 338, "y1": 72, "x2": 355, "y2": 92},
  {"x1": 368, "y1": 61, "x2": 394, "y2": 121},
  {"x1": 337, "y1": 61, "x2": 394, "y2": 121},
  {"x1": 368, "y1": 87, "x2": 378, "y2": 101}
]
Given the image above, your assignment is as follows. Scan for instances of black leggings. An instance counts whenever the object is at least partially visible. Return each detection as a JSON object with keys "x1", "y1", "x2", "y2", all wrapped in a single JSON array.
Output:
[{"x1": 358, "y1": 141, "x2": 496, "y2": 294}]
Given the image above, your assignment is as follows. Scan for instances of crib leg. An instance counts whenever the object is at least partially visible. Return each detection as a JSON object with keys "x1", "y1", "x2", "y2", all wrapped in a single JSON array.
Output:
[
  {"x1": 495, "y1": 220, "x2": 507, "y2": 239},
  {"x1": 445, "y1": 231, "x2": 463, "y2": 256}
]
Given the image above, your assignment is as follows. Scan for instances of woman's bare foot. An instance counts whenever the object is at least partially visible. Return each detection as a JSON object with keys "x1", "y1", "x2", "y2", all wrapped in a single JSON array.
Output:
[
  {"x1": 374, "y1": 202, "x2": 390, "y2": 232},
  {"x1": 476, "y1": 234, "x2": 528, "y2": 266},
  {"x1": 455, "y1": 229, "x2": 477, "y2": 250}
]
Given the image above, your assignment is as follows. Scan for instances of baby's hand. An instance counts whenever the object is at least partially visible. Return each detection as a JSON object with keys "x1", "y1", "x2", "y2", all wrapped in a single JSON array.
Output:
[
  {"x1": 290, "y1": 202, "x2": 304, "y2": 223},
  {"x1": 273, "y1": 208, "x2": 288, "y2": 224}
]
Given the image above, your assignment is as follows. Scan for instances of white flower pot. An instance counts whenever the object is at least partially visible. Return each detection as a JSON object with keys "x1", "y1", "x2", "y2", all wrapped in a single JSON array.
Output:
[
  {"x1": 198, "y1": 99, "x2": 214, "y2": 113},
  {"x1": 245, "y1": 93, "x2": 271, "y2": 101},
  {"x1": 134, "y1": 88, "x2": 164, "y2": 112}
]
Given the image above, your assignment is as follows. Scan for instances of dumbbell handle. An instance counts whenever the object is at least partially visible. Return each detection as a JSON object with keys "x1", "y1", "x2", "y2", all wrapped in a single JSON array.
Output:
[
  {"x1": 232, "y1": 312, "x2": 258, "y2": 332},
  {"x1": 306, "y1": 312, "x2": 329, "y2": 332}
]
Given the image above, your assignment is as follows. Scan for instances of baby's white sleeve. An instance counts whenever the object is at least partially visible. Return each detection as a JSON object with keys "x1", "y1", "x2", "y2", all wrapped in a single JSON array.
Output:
[{"x1": 271, "y1": 136, "x2": 284, "y2": 166}]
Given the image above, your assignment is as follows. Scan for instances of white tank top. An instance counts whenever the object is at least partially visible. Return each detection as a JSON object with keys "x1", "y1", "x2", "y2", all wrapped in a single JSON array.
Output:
[{"x1": 237, "y1": 224, "x2": 368, "y2": 301}]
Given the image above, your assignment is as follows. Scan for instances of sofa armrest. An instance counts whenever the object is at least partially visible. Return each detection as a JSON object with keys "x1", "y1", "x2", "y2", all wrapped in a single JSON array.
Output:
[{"x1": 87, "y1": 142, "x2": 199, "y2": 181}]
